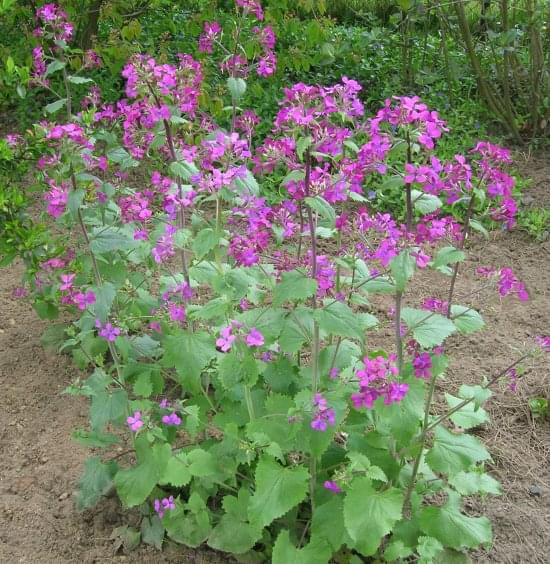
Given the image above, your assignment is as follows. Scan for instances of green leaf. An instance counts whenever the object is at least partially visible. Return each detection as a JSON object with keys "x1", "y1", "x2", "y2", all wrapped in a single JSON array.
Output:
[
  {"x1": 273, "y1": 270, "x2": 317, "y2": 306},
  {"x1": 272, "y1": 530, "x2": 332, "y2": 564},
  {"x1": 417, "y1": 536, "x2": 444, "y2": 563},
  {"x1": 227, "y1": 76, "x2": 247, "y2": 101},
  {"x1": 391, "y1": 250, "x2": 416, "y2": 292},
  {"x1": 44, "y1": 98, "x2": 67, "y2": 114},
  {"x1": 281, "y1": 169, "x2": 305, "y2": 185},
  {"x1": 419, "y1": 491, "x2": 492, "y2": 549},
  {"x1": 44, "y1": 59, "x2": 65, "y2": 77},
  {"x1": 304, "y1": 195, "x2": 336, "y2": 225},
  {"x1": 218, "y1": 349, "x2": 259, "y2": 389},
  {"x1": 449, "y1": 471, "x2": 501, "y2": 495},
  {"x1": 311, "y1": 497, "x2": 347, "y2": 551},
  {"x1": 426, "y1": 426, "x2": 491, "y2": 475},
  {"x1": 92, "y1": 282, "x2": 116, "y2": 322},
  {"x1": 67, "y1": 75, "x2": 93, "y2": 84},
  {"x1": 192, "y1": 228, "x2": 218, "y2": 259},
  {"x1": 169, "y1": 160, "x2": 199, "y2": 180},
  {"x1": 384, "y1": 540, "x2": 414, "y2": 561},
  {"x1": 141, "y1": 515, "x2": 164, "y2": 550},
  {"x1": 72, "y1": 429, "x2": 120, "y2": 448},
  {"x1": 90, "y1": 389, "x2": 128, "y2": 431},
  {"x1": 164, "y1": 493, "x2": 211, "y2": 547},
  {"x1": 412, "y1": 189, "x2": 443, "y2": 214},
  {"x1": 75, "y1": 457, "x2": 116, "y2": 510},
  {"x1": 401, "y1": 308, "x2": 457, "y2": 348},
  {"x1": 114, "y1": 440, "x2": 171, "y2": 507},
  {"x1": 451, "y1": 305, "x2": 485, "y2": 334},
  {"x1": 470, "y1": 219, "x2": 489, "y2": 237},
  {"x1": 458, "y1": 384, "x2": 492, "y2": 410},
  {"x1": 233, "y1": 169, "x2": 259, "y2": 196},
  {"x1": 106, "y1": 147, "x2": 138, "y2": 169},
  {"x1": 344, "y1": 477, "x2": 403, "y2": 556},
  {"x1": 314, "y1": 300, "x2": 364, "y2": 340},
  {"x1": 432, "y1": 246, "x2": 465, "y2": 272},
  {"x1": 162, "y1": 331, "x2": 216, "y2": 393},
  {"x1": 187, "y1": 448, "x2": 217, "y2": 477},
  {"x1": 279, "y1": 308, "x2": 314, "y2": 354},
  {"x1": 208, "y1": 489, "x2": 262, "y2": 554},
  {"x1": 90, "y1": 226, "x2": 137, "y2": 254},
  {"x1": 248, "y1": 456, "x2": 309, "y2": 528},
  {"x1": 296, "y1": 136, "x2": 313, "y2": 160},
  {"x1": 445, "y1": 393, "x2": 489, "y2": 429},
  {"x1": 160, "y1": 454, "x2": 192, "y2": 487}
]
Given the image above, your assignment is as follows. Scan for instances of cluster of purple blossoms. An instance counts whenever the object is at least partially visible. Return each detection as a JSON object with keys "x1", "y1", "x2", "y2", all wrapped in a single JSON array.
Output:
[
  {"x1": 412, "y1": 352, "x2": 433, "y2": 380},
  {"x1": 311, "y1": 393, "x2": 336, "y2": 432},
  {"x1": 95, "y1": 320, "x2": 121, "y2": 342},
  {"x1": 154, "y1": 496, "x2": 175, "y2": 518},
  {"x1": 216, "y1": 322, "x2": 265, "y2": 352},
  {"x1": 161, "y1": 412, "x2": 182, "y2": 426},
  {"x1": 199, "y1": 1, "x2": 275, "y2": 78},
  {"x1": 127, "y1": 411, "x2": 144, "y2": 432},
  {"x1": 476, "y1": 266, "x2": 529, "y2": 301},
  {"x1": 34, "y1": 3, "x2": 74, "y2": 42},
  {"x1": 351, "y1": 355, "x2": 408, "y2": 409}
]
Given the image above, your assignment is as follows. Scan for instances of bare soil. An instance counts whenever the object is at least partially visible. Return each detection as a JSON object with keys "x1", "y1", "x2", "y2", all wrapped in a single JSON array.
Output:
[{"x1": 0, "y1": 153, "x2": 549, "y2": 563}]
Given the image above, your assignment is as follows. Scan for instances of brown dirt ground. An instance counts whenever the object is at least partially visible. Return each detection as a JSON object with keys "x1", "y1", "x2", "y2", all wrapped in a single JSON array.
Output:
[{"x1": 0, "y1": 153, "x2": 549, "y2": 563}]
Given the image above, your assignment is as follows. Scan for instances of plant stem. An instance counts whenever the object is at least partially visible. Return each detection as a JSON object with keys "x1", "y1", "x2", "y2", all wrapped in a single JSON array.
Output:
[
  {"x1": 162, "y1": 119, "x2": 191, "y2": 286},
  {"x1": 447, "y1": 192, "x2": 476, "y2": 317},
  {"x1": 395, "y1": 291, "x2": 404, "y2": 374},
  {"x1": 405, "y1": 130, "x2": 413, "y2": 232},
  {"x1": 304, "y1": 149, "x2": 319, "y2": 511},
  {"x1": 244, "y1": 384, "x2": 255, "y2": 421},
  {"x1": 424, "y1": 351, "x2": 531, "y2": 434},
  {"x1": 402, "y1": 368, "x2": 438, "y2": 518}
]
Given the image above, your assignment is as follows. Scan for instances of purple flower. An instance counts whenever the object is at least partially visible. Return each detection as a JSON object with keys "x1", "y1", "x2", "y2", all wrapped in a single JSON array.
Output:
[
  {"x1": 323, "y1": 480, "x2": 342, "y2": 493},
  {"x1": 95, "y1": 320, "x2": 121, "y2": 342},
  {"x1": 536, "y1": 336, "x2": 550, "y2": 351},
  {"x1": 329, "y1": 368, "x2": 340, "y2": 380},
  {"x1": 246, "y1": 327, "x2": 264, "y2": 347},
  {"x1": 153, "y1": 496, "x2": 175, "y2": 518},
  {"x1": 127, "y1": 411, "x2": 143, "y2": 432},
  {"x1": 161, "y1": 412, "x2": 182, "y2": 426},
  {"x1": 311, "y1": 393, "x2": 336, "y2": 432},
  {"x1": 413, "y1": 352, "x2": 432, "y2": 379},
  {"x1": 159, "y1": 398, "x2": 170, "y2": 409},
  {"x1": 74, "y1": 290, "x2": 96, "y2": 310},
  {"x1": 216, "y1": 324, "x2": 237, "y2": 352}
]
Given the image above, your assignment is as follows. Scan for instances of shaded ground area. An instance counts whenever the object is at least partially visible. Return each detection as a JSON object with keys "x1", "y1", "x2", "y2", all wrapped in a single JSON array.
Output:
[{"x1": 0, "y1": 153, "x2": 549, "y2": 563}]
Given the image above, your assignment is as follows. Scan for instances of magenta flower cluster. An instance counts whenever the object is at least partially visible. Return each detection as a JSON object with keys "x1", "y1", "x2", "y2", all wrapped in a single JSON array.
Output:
[{"x1": 351, "y1": 355, "x2": 408, "y2": 409}]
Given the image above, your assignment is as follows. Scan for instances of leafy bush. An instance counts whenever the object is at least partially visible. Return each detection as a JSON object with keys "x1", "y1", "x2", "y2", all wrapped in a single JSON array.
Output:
[{"x1": 4, "y1": 2, "x2": 549, "y2": 562}]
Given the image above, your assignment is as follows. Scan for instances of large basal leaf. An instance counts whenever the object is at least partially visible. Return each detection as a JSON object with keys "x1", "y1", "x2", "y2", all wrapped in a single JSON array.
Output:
[
  {"x1": 162, "y1": 331, "x2": 216, "y2": 393},
  {"x1": 164, "y1": 493, "x2": 211, "y2": 547},
  {"x1": 75, "y1": 457, "x2": 116, "y2": 510},
  {"x1": 272, "y1": 270, "x2": 317, "y2": 306},
  {"x1": 311, "y1": 496, "x2": 347, "y2": 552},
  {"x1": 114, "y1": 440, "x2": 171, "y2": 507},
  {"x1": 90, "y1": 389, "x2": 128, "y2": 431},
  {"x1": 426, "y1": 426, "x2": 491, "y2": 475},
  {"x1": 401, "y1": 308, "x2": 457, "y2": 348},
  {"x1": 248, "y1": 456, "x2": 309, "y2": 528},
  {"x1": 272, "y1": 530, "x2": 332, "y2": 564},
  {"x1": 343, "y1": 477, "x2": 404, "y2": 556},
  {"x1": 218, "y1": 349, "x2": 259, "y2": 390},
  {"x1": 419, "y1": 491, "x2": 492, "y2": 550},
  {"x1": 207, "y1": 489, "x2": 262, "y2": 554}
]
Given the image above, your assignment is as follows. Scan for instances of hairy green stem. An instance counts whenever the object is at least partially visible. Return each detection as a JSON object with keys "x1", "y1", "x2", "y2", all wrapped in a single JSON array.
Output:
[
  {"x1": 402, "y1": 368, "x2": 438, "y2": 518},
  {"x1": 447, "y1": 192, "x2": 476, "y2": 317},
  {"x1": 395, "y1": 291, "x2": 404, "y2": 374}
]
